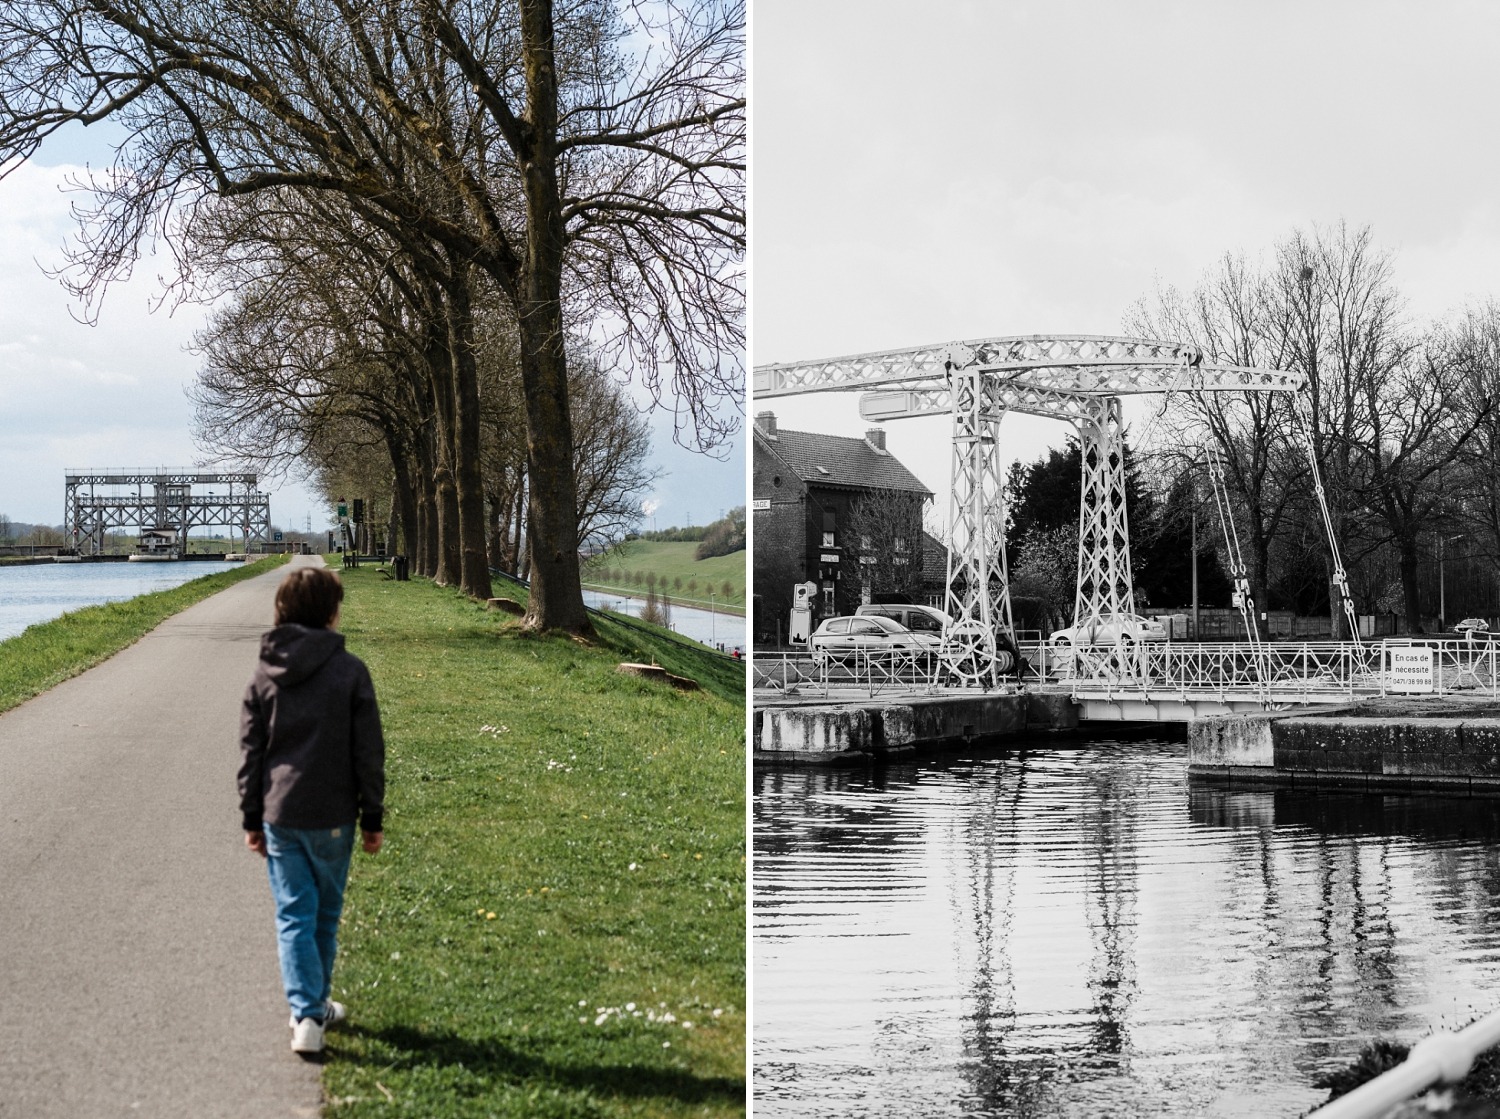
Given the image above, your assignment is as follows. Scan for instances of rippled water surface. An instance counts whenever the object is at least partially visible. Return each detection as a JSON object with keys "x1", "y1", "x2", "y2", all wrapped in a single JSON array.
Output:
[
  {"x1": 753, "y1": 736, "x2": 1500, "y2": 1117},
  {"x1": 581, "y1": 589, "x2": 744, "y2": 651},
  {"x1": 0, "y1": 561, "x2": 235, "y2": 640}
]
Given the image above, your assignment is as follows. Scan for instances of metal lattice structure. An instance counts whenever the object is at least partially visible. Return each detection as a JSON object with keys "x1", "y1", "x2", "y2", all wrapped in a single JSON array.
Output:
[
  {"x1": 64, "y1": 469, "x2": 272, "y2": 555},
  {"x1": 754, "y1": 335, "x2": 1305, "y2": 685}
]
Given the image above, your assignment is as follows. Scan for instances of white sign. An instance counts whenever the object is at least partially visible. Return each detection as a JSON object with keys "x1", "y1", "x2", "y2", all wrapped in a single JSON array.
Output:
[
  {"x1": 752, "y1": 499, "x2": 770, "y2": 511},
  {"x1": 1387, "y1": 646, "x2": 1435, "y2": 693}
]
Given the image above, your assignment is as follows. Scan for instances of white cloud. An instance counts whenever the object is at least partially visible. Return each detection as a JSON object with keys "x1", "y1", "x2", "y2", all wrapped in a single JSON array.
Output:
[{"x1": 0, "y1": 161, "x2": 319, "y2": 525}]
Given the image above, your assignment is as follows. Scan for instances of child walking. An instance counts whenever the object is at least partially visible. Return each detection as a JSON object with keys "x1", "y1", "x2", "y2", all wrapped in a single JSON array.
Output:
[{"x1": 237, "y1": 565, "x2": 386, "y2": 1055}]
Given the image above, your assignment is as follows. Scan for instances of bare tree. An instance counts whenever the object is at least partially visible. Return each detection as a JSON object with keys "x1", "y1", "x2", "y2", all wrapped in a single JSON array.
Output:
[
  {"x1": 1127, "y1": 251, "x2": 1303, "y2": 619},
  {"x1": 838, "y1": 488, "x2": 929, "y2": 606},
  {"x1": 1435, "y1": 303, "x2": 1500, "y2": 606},
  {"x1": 0, "y1": 0, "x2": 743, "y2": 636}
]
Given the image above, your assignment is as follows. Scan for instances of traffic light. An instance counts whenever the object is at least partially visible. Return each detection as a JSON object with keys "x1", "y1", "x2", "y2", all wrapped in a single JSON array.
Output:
[{"x1": 352, "y1": 497, "x2": 365, "y2": 522}]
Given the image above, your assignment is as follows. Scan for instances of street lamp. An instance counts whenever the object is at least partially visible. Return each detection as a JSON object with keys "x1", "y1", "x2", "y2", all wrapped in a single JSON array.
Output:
[
  {"x1": 709, "y1": 590, "x2": 716, "y2": 647},
  {"x1": 1440, "y1": 533, "x2": 1466, "y2": 630}
]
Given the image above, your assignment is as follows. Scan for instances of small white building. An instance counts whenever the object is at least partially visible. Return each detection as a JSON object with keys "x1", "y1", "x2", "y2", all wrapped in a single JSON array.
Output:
[{"x1": 138, "y1": 527, "x2": 179, "y2": 555}]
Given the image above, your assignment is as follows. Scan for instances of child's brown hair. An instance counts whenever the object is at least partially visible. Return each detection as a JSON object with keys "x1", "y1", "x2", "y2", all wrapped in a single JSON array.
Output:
[{"x1": 274, "y1": 567, "x2": 345, "y2": 628}]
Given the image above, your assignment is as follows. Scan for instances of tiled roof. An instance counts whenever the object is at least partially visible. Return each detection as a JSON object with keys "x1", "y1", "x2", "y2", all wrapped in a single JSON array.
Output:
[{"x1": 757, "y1": 427, "x2": 932, "y2": 496}]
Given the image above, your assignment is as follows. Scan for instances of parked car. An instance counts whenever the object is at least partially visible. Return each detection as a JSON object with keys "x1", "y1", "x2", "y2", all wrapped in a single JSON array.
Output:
[
  {"x1": 807, "y1": 614, "x2": 940, "y2": 664},
  {"x1": 1453, "y1": 617, "x2": 1491, "y2": 638},
  {"x1": 854, "y1": 602, "x2": 952, "y2": 638},
  {"x1": 1049, "y1": 612, "x2": 1167, "y2": 647}
]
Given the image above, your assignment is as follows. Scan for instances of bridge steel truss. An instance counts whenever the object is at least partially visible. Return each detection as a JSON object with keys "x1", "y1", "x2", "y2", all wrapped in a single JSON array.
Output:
[
  {"x1": 751, "y1": 639, "x2": 1500, "y2": 719},
  {"x1": 754, "y1": 336, "x2": 1306, "y2": 686},
  {"x1": 64, "y1": 469, "x2": 272, "y2": 555}
]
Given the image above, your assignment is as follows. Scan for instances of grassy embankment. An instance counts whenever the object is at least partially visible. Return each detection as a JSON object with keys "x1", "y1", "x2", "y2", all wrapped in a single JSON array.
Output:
[
  {"x1": 323, "y1": 562, "x2": 745, "y2": 1118},
  {"x1": 0, "y1": 554, "x2": 289, "y2": 716},
  {"x1": 583, "y1": 541, "x2": 746, "y2": 614}
]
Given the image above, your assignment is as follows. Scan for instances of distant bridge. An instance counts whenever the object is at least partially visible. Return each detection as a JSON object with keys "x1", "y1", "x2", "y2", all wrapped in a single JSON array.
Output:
[
  {"x1": 64, "y1": 468, "x2": 272, "y2": 555},
  {"x1": 752, "y1": 638, "x2": 1497, "y2": 722}
]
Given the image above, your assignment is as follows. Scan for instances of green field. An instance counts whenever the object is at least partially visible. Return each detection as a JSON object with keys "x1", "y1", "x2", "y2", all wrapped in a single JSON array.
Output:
[
  {"x1": 323, "y1": 562, "x2": 745, "y2": 1117},
  {"x1": 584, "y1": 542, "x2": 745, "y2": 612}
]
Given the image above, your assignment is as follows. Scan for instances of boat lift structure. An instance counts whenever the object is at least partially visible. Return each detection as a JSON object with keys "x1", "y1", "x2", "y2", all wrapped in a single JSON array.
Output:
[
  {"x1": 754, "y1": 336, "x2": 1309, "y2": 686},
  {"x1": 64, "y1": 469, "x2": 273, "y2": 555}
]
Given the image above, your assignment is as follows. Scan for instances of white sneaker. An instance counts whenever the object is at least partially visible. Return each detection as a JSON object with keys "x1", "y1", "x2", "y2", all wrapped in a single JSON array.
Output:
[
  {"x1": 291, "y1": 1016, "x2": 325, "y2": 1054},
  {"x1": 288, "y1": 1001, "x2": 347, "y2": 1030}
]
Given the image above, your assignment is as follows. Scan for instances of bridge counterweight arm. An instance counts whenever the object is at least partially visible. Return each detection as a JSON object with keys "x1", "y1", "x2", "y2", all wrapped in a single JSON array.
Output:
[{"x1": 755, "y1": 335, "x2": 1304, "y2": 399}]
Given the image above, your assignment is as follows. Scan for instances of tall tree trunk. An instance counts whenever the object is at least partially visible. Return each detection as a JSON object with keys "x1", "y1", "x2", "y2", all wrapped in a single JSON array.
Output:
[
  {"x1": 1399, "y1": 533, "x2": 1423, "y2": 632},
  {"x1": 510, "y1": 474, "x2": 527, "y2": 576},
  {"x1": 515, "y1": 0, "x2": 591, "y2": 636},
  {"x1": 445, "y1": 262, "x2": 494, "y2": 600},
  {"x1": 435, "y1": 462, "x2": 462, "y2": 585},
  {"x1": 385, "y1": 428, "x2": 420, "y2": 563},
  {"x1": 487, "y1": 492, "x2": 503, "y2": 571},
  {"x1": 424, "y1": 320, "x2": 463, "y2": 585},
  {"x1": 414, "y1": 424, "x2": 439, "y2": 577}
]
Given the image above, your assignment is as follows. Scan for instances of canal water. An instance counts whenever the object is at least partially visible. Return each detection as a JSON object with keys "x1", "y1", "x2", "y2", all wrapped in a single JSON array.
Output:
[
  {"x1": 582, "y1": 589, "x2": 745, "y2": 652},
  {"x1": 754, "y1": 734, "x2": 1500, "y2": 1117},
  {"x1": 0, "y1": 560, "x2": 240, "y2": 641}
]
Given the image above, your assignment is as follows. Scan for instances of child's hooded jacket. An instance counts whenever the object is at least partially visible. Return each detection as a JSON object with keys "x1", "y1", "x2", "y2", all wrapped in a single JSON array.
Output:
[{"x1": 238, "y1": 623, "x2": 385, "y2": 834}]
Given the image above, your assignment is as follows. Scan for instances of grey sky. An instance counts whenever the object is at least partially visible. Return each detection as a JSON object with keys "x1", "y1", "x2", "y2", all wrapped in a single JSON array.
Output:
[
  {"x1": 750, "y1": 0, "x2": 1500, "y2": 522},
  {"x1": 0, "y1": 130, "x2": 743, "y2": 534}
]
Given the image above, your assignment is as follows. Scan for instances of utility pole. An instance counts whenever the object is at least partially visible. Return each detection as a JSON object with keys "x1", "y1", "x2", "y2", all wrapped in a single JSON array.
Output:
[{"x1": 1191, "y1": 502, "x2": 1199, "y2": 641}]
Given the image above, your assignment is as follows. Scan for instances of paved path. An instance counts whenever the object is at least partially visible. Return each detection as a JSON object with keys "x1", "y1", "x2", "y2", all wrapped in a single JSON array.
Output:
[{"x1": 0, "y1": 557, "x2": 323, "y2": 1118}]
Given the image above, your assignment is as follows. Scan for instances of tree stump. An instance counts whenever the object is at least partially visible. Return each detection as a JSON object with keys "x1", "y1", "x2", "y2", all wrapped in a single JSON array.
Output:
[{"x1": 617, "y1": 663, "x2": 700, "y2": 691}]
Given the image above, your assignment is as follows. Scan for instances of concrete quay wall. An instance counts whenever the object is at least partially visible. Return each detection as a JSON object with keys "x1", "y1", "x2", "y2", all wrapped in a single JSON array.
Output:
[
  {"x1": 753, "y1": 691, "x2": 1080, "y2": 765},
  {"x1": 1189, "y1": 698, "x2": 1500, "y2": 791}
]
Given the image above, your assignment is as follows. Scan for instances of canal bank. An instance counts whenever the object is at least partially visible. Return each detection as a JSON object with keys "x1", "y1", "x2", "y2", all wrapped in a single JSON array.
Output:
[
  {"x1": 756, "y1": 688, "x2": 1500, "y2": 794},
  {"x1": 1189, "y1": 695, "x2": 1500, "y2": 793},
  {"x1": 753, "y1": 689, "x2": 1082, "y2": 764}
]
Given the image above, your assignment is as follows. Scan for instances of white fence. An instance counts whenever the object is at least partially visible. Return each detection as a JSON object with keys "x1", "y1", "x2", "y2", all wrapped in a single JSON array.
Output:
[{"x1": 754, "y1": 638, "x2": 1500, "y2": 704}]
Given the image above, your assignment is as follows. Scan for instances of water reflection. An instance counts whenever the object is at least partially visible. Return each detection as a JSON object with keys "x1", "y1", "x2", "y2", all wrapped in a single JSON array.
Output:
[{"x1": 754, "y1": 739, "x2": 1500, "y2": 1117}]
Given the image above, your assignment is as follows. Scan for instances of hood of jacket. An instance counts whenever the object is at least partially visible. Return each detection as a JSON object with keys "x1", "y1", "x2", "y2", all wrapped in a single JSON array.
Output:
[{"x1": 258, "y1": 624, "x2": 345, "y2": 687}]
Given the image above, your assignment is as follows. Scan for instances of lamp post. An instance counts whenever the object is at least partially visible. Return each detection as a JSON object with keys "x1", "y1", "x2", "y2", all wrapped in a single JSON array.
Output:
[
  {"x1": 1440, "y1": 533, "x2": 1466, "y2": 630},
  {"x1": 709, "y1": 590, "x2": 716, "y2": 647}
]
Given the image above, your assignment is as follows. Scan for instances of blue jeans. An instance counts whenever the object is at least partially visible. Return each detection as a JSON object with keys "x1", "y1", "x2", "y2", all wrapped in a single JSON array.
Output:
[{"x1": 263, "y1": 822, "x2": 356, "y2": 1022}]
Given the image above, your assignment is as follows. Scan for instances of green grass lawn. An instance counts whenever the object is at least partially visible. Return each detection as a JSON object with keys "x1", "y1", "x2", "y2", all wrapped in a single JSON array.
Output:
[
  {"x1": 0, "y1": 554, "x2": 289, "y2": 716},
  {"x1": 324, "y1": 564, "x2": 745, "y2": 1118},
  {"x1": 583, "y1": 543, "x2": 745, "y2": 612}
]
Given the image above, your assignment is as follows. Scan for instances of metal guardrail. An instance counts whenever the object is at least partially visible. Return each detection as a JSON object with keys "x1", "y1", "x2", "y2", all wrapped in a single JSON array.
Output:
[
  {"x1": 754, "y1": 638, "x2": 1500, "y2": 703},
  {"x1": 752, "y1": 648, "x2": 996, "y2": 698},
  {"x1": 1307, "y1": 1009, "x2": 1500, "y2": 1118}
]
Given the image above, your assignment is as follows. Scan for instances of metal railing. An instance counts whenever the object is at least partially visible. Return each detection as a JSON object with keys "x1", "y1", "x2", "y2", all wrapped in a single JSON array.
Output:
[
  {"x1": 1307, "y1": 1009, "x2": 1500, "y2": 1118},
  {"x1": 752, "y1": 648, "x2": 986, "y2": 698},
  {"x1": 755, "y1": 638, "x2": 1500, "y2": 704}
]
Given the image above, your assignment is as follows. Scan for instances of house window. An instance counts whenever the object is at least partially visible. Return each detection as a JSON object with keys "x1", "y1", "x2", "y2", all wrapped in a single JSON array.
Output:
[
  {"x1": 822, "y1": 531, "x2": 835, "y2": 547},
  {"x1": 822, "y1": 511, "x2": 836, "y2": 549}
]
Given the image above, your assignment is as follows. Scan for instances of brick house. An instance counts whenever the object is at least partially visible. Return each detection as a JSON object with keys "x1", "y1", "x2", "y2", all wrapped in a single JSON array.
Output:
[{"x1": 752, "y1": 411, "x2": 932, "y2": 645}]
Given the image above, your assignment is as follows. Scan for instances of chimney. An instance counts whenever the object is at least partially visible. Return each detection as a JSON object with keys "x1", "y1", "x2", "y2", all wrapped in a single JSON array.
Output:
[
  {"x1": 755, "y1": 411, "x2": 778, "y2": 439},
  {"x1": 865, "y1": 427, "x2": 887, "y2": 452}
]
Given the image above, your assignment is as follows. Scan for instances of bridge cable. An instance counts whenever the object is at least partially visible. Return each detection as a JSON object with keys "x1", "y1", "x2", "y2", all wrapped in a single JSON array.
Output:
[
  {"x1": 1290, "y1": 394, "x2": 1364, "y2": 650},
  {"x1": 1205, "y1": 443, "x2": 1266, "y2": 668}
]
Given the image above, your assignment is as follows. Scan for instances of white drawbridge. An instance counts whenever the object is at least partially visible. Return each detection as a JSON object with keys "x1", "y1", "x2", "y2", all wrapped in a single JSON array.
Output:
[{"x1": 754, "y1": 336, "x2": 1308, "y2": 686}]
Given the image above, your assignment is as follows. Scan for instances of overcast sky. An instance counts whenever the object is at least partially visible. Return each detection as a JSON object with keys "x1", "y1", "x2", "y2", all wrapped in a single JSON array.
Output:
[
  {"x1": 750, "y1": 0, "x2": 1500, "y2": 525},
  {"x1": 0, "y1": 128, "x2": 743, "y2": 534}
]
